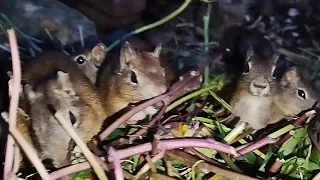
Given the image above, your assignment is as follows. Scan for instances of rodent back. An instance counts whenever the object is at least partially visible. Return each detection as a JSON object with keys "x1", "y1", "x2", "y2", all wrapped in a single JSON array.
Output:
[{"x1": 21, "y1": 51, "x2": 106, "y2": 113}]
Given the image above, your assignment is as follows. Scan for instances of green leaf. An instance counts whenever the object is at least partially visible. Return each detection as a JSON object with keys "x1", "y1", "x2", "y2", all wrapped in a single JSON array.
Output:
[
  {"x1": 171, "y1": 160, "x2": 184, "y2": 168},
  {"x1": 128, "y1": 127, "x2": 139, "y2": 135},
  {"x1": 195, "y1": 147, "x2": 217, "y2": 158},
  {"x1": 69, "y1": 169, "x2": 92, "y2": 180},
  {"x1": 281, "y1": 158, "x2": 297, "y2": 174},
  {"x1": 132, "y1": 155, "x2": 140, "y2": 171},
  {"x1": 124, "y1": 163, "x2": 133, "y2": 172},
  {"x1": 259, "y1": 146, "x2": 275, "y2": 172},
  {"x1": 279, "y1": 128, "x2": 308, "y2": 157},
  {"x1": 296, "y1": 158, "x2": 320, "y2": 171},
  {"x1": 107, "y1": 128, "x2": 126, "y2": 141},
  {"x1": 195, "y1": 173, "x2": 205, "y2": 180},
  {"x1": 242, "y1": 152, "x2": 257, "y2": 164},
  {"x1": 309, "y1": 148, "x2": 320, "y2": 164}
]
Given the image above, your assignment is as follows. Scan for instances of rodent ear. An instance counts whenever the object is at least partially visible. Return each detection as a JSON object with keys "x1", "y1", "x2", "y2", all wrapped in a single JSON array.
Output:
[
  {"x1": 120, "y1": 42, "x2": 137, "y2": 69},
  {"x1": 152, "y1": 43, "x2": 162, "y2": 58},
  {"x1": 91, "y1": 42, "x2": 107, "y2": 64},
  {"x1": 57, "y1": 71, "x2": 74, "y2": 94},
  {"x1": 57, "y1": 71, "x2": 70, "y2": 86},
  {"x1": 280, "y1": 68, "x2": 300, "y2": 87}
]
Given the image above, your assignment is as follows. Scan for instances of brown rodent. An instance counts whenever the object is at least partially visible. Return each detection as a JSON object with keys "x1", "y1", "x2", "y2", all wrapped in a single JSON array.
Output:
[
  {"x1": 21, "y1": 42, "x2": 173, "y2": 117},
  {"x1": 229, "y1": 51, "x2": 278, "y2": 130},
  {"x1": 14, "y1": 47, "x2": 108, "y2": 168},
  {"x1": 267, "y1": 67, "x2": 319, "y2": 125},
  {"x1": 23, "y1": 71, "x2": 84, "y2": 167},
  {"x1": 16, "y1": 41, "x2": 174, "y2": 167},
  {"x1": 230, "y1": 64, "x2": 319, "y2": 131},
  {"x1": 97, "y1": 42, "x2": 176, "y2": 123}
]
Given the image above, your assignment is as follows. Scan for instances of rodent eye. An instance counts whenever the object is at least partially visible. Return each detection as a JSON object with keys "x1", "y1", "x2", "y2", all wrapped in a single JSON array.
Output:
[
  {"x1": 242, "y1": 61, "x2": 251, "y2": 75},
  {"x1": 69, "y1": 111, "x2": 76, "y2": 125},
  {"x1": 271, "y1": 65, "x2": 276, "y2": 79},
  {"x1": 297, "y1": 89, "x2": 306, "y2": 99},
  {"x1": 130, "y1": 70, "x2": 138, "y2": 84},
  {"x1": 74, "y1": 55, "x2": 86, "y2": 65}
]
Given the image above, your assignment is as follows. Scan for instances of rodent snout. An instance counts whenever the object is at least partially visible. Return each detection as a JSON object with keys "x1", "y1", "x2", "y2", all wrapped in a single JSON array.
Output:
[{"x1": 249, "y1": 77, "x2": 271, "y2": 96}]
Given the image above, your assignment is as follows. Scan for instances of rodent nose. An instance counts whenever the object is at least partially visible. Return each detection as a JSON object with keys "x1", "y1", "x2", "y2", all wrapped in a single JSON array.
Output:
[
  {"x1": 253, "y1": 82, "x2": 267, "y2": 89},
  {"x1": 250, "y1": 77, "x2": 271, "y2": 96}
]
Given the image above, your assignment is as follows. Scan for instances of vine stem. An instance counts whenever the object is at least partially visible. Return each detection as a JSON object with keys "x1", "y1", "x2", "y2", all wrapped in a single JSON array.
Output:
[
  {"x1": 203, "y1": 2, "x2": 212, "y2": 87},
  {"x1": 106, "y1": 0, "x2": 192, "y2": 52}
]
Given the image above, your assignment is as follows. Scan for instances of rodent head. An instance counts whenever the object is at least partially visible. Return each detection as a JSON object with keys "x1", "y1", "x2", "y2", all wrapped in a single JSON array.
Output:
[
  {"x1": 275, "y1": 67, "x2": 319, "y2": 116},
  {"x1": 53, "y1": 71, "x2": 77, "y2": 98},
  {"x1": 107, "y1": 42, "x2": 167, "y2": 104},
  {"x1": 241, "y1": 50, "x2": 278, "y2": 97},
  {"x1": 71, "y1": 43, "x2": 107, "y2": 84}
]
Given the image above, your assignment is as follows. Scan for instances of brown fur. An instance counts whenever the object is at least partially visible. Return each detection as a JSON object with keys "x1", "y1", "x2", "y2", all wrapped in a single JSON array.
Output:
[
  {"x1": 16, "y1": 41, "x2": 176, "y2": 168},
  {"x1": 229, "y1": 53, "x2": 277, "y2": 129},
  {"x1": 268, "y1": 68, "x2": 319, "y2": 125}
]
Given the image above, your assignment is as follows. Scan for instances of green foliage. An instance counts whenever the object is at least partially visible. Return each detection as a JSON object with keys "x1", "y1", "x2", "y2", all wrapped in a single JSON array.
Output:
[{"x1": 69, "y1": 170, "x2": 92, "y2": 180}]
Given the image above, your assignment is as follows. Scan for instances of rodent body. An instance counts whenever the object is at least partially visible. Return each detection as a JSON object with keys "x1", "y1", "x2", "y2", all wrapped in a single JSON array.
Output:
[
  {"x1": 230, "y1": 57, "x2": 319, "y2": 130},
  {"x1": 223, "y1": 28, "x2": 317, "y2": 131},
  {"x1": 13, "y1": 43, "x2": 109, "y2": 168},
  {"x1": 229, "y1": 51, "x2": 277, "y2": 130},
  {"x1": 15, "y1": 41, "x2": 174, "y2": 167},
  {"x1": 24, "y1": 71, "x2": 84, "y2": 167}
]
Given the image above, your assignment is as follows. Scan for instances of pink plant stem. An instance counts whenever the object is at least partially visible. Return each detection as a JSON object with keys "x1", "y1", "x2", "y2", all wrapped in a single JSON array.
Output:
[
  {"x1": 260, "y1": 112, "x2": 310, "y2": 153},
  {"x1": 136, "y1": 150, "x2": 165, "y2": 177},
  {"x1": 4, "y1": 29, "x2": 22, "y2": 180},
  {"x1": 109, "y1": 147, "x2": 124, "y2": 180},
  {"x1": 163, "y1": 106, "x2": 203, "y2": 124},
  {"x1": 129, "y1": 100, "x2": 169, "y2": 142},
  {"x1": 274, "y1": 113, "x2": 309, "y2": 148},
  {"x1": 50, "y1": 162, "x2": 92, "y2": 179},
  {"x1": 237, "y1": 137, "x2": 277, "y2": 157},
  {"x1": 107, "y1": 138, "x2": 238, "y2": 162}
]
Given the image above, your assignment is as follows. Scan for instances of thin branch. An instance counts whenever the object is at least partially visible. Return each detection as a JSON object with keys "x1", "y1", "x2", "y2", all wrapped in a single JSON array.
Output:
[
  {"x1": 4, "y1": 28, "x2": 22, "y2": 180},
  {"x1": 135, "y1": 150, "x2": 166, "y2": 178},
  {"x1": 107, "y1": 138, "x2": 238, "y2": 162},
  {"x1": 108, "y1": 147, "x2": 124, "y2": 180},
  {"x1": 166, "y1": 150, "x2": 259, "y2": 180},
  {"x1": 237, "y1": 137, "x2": 278, "y2": 156},
  {"x1": 54, "y1": 112, "x2": 108, "y2": 180},
  {"x1": 129, "y1": 100, "x2": 169, "y2": 143},
  {"x1": 9, "y1": 126, "x2": 51, "y2": 179},
  {"x1": 50, "y1": 161, "x2": 134, "y2": 180}
]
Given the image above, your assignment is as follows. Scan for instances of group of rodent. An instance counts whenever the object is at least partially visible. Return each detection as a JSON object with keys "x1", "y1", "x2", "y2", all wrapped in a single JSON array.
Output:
[
  {"x1": 222, "y1": 26, "x2": 319, "y2": 131},
  {"x1": 0, "y1": 25, "x2": 318, "y2": 170},
  {"x1": 0, "y1": 40, "x2": 177, "y2": 168}
]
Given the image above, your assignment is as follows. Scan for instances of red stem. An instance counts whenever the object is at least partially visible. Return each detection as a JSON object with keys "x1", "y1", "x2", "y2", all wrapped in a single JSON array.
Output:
[
  {"x1": 129, "y1": 99, "x2": 169, "y2": 142},
  {"x1": 237, "y1": 137, "x2": 277, "y2": 157}
]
